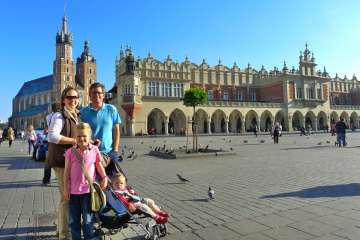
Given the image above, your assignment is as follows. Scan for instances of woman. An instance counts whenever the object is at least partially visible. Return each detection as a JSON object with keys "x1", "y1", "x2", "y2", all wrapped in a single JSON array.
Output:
[
  {"x1": 25, "y1": 125, "x2": 37, "y2": 155},
  {"x1": 7, "y1": 127, "x2": 15, "y2": 147},
  {"x1": 47, "y1": 87, "x2": 80, "y2": 240}
]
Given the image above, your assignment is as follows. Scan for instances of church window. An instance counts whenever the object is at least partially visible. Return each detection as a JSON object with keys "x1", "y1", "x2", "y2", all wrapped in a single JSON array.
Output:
[
  {"x1": 252, "y1": 91, "x2": 256, "y2": 101},
  {"x1": 317, "y1": 88, "x2": 321, "y2": 99},
  {"x1": 165, "y1": 83, "x2": 172, "y2": 97},
  {"x1": 66, "y1": 67, "x2": 69, "y2": 73},
  {"x1": 296, "y1": 87, "x2": 302, "y2": 98},
  {"x1": 125, "y1": 84, "x2": 131, "y2": 95},
  {"x1": 174, "y1": 83, "x2": 184, "y2": 97},
  {"x1": 89, "y1": 68, "x2": 92, "y2": 74}
]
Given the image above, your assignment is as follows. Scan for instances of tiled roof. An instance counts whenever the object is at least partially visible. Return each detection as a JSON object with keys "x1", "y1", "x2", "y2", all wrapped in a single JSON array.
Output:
[
  {"x1": 13, "y1": 104, "x2": 49, "y2": 117},
  {"x1": 16, "y1": 75, "x2": 53, "y2": 97}
]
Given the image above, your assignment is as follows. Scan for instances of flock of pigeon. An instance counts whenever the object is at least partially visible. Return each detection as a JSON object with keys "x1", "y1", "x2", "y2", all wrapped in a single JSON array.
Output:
[{"x1": 151, "y1": 144, "x2": 175, "y2": 154}]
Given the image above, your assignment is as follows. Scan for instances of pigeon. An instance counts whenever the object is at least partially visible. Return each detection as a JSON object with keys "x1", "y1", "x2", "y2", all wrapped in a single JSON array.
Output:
[
  {"x1": 260, "y1": 140, "x2": 265, "y2": 143},
  {"x1": 243, "y1": 140, "x2": 248, "y2": 143},
  {"x1": 228, "y1": 139, "x2": 231, "y2": 143},
  {"x1": 140, "y1": 141, "x2": 144, "y2": 144},
  {"x1": 317, "y1": 142, "x2": 322, "y2": 146},
  {"x1": 179, "y1": 146, "x2": 182, "y2": 150},
  {"x1": 124, "y1": 144, "x2": 127, "y2": 149},
  {"x1": 230, "y1": 147, "x2": 233, "y2": 151},
  {"x1": 149, "y1": 146, "x2": 153, "y2": 149},
  {"x1": 127, "y1": 150, "x2": 137, "y2": 160},
  {"x1": 205, "y1": 144, "x2": 209, "y2": 150},
  {"x1": 161, "y1": 144, "x2": 166, "y2": 151},
  {"x1": 222, "y1": 138, "x2": 226, "y2": 141},
  {"x1": 326, "y1": 140, "x2": 331, "y2": 144},
  {"x1": 208, "y1": 186, "x2": 215, "y2": 200},
  {"x1": 168, "y1": 149, "x2": 174, "y2": 154},
  {"x1": 177, "y1": 174, "x2": 190, "y2": 183}
]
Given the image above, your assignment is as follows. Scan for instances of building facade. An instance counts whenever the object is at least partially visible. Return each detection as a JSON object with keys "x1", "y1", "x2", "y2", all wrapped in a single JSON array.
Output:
[
  {"x1": 111, "y1": 44, "x2": 360, "y2": 136},
  {"x1": 10, "y1": 16, "x2": 96, "y2": 130}
]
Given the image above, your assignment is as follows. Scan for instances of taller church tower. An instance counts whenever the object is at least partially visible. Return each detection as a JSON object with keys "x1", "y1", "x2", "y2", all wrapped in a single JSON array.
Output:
[{"x1": 53, "y1": 16, "x2": 75, "y2": 102}]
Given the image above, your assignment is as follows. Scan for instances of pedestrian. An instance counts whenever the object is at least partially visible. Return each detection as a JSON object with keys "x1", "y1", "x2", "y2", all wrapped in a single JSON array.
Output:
[
  {"x1": 272, "y1": 122, "x2": 280, "y2": 144},
  {"x1": 80, "y1": 82, "x2": 122, "y2": 177},
  {"x1": 7, "y1": 126, "x2": 15, "y2": 147},
  {"x1": 47, "y1": 86, "x2": 80, "y2": 240},
  {"x1": 335, "y1": 118, "x2": 347, "y2": 147},
  {"x1": 42, "y1": 102, "x2": 62, "y2": 185},
  {"x1": 64, "y1": 122, "x2": 107, "y2": 240},
  {"x1": 25, "y1": 125, "x2": 37, "y2": 155},
  {"x1": 0, "y1": 128, "x2": 3, "y2": 146},
  {"x1": 253, "y1": 124, "x2": 258, "y2": 137}
]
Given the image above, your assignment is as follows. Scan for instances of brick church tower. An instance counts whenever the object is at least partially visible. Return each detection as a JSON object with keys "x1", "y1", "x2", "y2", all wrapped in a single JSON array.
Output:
[
  {"x1": 53, "y1": 15, "x2": 75, "y2": 102},
  {"x1": 76, "y1": 41, "x2": 96, "y2": 105}
]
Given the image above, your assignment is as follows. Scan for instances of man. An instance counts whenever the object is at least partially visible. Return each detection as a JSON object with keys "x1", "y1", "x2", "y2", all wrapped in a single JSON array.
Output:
[
  {"x1": 335, "y1": 118, "x2": 347, "y2": 147},
  {"x1": 81, "y1": 83, "x2": 122, "y2": 173}
]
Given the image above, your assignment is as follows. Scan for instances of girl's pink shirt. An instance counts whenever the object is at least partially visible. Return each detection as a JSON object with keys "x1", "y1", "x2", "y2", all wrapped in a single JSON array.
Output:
[{"x1": 64, "y1": 144, "x2": 101, "y2": 194}]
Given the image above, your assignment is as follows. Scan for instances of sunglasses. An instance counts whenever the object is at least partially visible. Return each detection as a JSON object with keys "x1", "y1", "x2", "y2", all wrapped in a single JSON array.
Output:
[{"x1": 65, "y1": 95, "x2": 79, "y2": 100}]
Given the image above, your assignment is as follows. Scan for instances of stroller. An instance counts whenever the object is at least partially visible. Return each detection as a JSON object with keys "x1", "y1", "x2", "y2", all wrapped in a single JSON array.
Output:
[
  {"x1": 33, "y1": 133, "x2": 48, "y2": 162},
  {"x1": 94, "y1": 156, "x2": 168, "y2": 240}
]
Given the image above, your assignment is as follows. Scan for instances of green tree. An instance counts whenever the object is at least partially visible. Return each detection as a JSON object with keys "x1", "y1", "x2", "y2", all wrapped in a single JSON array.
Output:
[{"x1": 183, "y1": 87, "x2": 208, "y2": 151}]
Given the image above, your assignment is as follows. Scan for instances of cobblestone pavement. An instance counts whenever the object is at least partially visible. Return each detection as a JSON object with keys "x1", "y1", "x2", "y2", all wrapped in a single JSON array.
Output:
[{"x1": 2, "y1": 133, "x2": 360, "y2": 239}]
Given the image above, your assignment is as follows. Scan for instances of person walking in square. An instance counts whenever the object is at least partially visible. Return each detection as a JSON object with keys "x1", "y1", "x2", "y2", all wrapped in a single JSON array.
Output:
[
  {"x1": 335, "y1": 118, "x2": 347, "y2": 147},
  {"x1": 80, "y1": 83, "x2": 122, "y2": 177},
  {"x1": 24, "y1": 125, "x2": 37, "y2": 155},
  {"x1": 272, "y1": 122, "x2": 280, "y2": 144},
  {"x1": 7, "y1": 126, "x2": 15, "y2": 148},
  {"x1": 47, "y1": 87, "x2": 80, "y2": 240}
]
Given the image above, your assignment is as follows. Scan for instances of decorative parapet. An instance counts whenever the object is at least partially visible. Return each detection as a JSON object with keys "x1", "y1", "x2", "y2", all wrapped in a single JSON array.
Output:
[
  {"x1": 330, "y1": 105, "x2": 360, "y2": 110},
  {"x1": 201, "y1": 101, "x2": 284, "y2": 108}
]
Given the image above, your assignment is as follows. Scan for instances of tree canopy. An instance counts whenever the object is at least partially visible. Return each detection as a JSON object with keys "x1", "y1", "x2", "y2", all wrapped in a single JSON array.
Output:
[{"x1": 183, "y1": 87, "x2": 208, "y2": 109}]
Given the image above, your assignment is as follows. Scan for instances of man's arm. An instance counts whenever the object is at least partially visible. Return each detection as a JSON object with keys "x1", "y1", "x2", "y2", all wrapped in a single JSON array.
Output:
[{"x1": 112, "y1": 123, "x2": 120, "y2": 152}]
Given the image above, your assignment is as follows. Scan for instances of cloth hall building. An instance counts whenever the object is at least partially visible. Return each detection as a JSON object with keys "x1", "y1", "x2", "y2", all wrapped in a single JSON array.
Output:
[{"x1": 111, "y1": 44, "x2": 360, "y2": 136}]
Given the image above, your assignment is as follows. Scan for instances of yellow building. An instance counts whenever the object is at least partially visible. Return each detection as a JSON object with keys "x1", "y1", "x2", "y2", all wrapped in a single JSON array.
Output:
[{"x1": 110, "y1": 44, "x2": 360, "y2": 136}]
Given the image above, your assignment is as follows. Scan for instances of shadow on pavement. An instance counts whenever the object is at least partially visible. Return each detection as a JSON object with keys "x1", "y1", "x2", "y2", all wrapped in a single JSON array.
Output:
[
  {"x1": 0, "y1": 179, "x2": 56, "y2": 189},
  {"x1": 261, "y1": 183, "x2": 360, "y2": 199},
  {"x1": 180, "y1": 198, "x2": 209, "y2": 203},
  {"x1": 281, "y1": 145, "x2": 329, "y2": 150},
  {"x1": 0, "y1": 156, "x2": 44, "y2": 170}
]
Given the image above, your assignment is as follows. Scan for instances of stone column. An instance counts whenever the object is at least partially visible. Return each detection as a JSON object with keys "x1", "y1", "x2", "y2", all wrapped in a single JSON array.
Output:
[
  {"x1": 165, "y1": 116, "x2": 169, "y2": 136},
  {"x1": 241, "y1": 118, "x2": 245, "y2": 133},
  {"x1": 207, "y1": 117, "x2": 212, "y2": 135},
  {"x1": 314, "y1": 117, "x2": 318, "y2": 131},
  {"x1": 130, "y1": 118, "x2": 135, "y2": 136},
  {"x1": 287, "y1": 114, "x2": 293, "y2": 132},
  {"x1": 225, "y1": 118, "x2": 229, "y2": 135}
]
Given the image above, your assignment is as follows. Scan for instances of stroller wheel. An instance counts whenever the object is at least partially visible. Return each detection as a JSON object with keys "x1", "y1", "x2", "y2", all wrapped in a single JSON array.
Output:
[
  {"x1": 94, "y1": 228, "x2": 106, "y2": 240},
  {"x1": 159, "y1": 224, "x2": 168, "y2": 237},
  {"x1": 109, "y1": 228, "x2": 119, "y2": 235},
  {"x1": 151, "y1": 225, "x2": 160, "y2": 240}
]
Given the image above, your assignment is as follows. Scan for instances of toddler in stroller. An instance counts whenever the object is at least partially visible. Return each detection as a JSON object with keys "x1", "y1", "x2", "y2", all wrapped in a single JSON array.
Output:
[
  {"x1": 94, "y1": 160, "x2": 169, "y2": 239},
  {"x1": 112, "y1": 173, "x2": 169, "y2": 224}
]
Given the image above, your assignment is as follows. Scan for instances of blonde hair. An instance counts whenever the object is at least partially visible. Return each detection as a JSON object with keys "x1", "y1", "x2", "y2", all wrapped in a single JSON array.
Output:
[
  {"x1": 27, "y1": 124, "x2": 34, "y2": 131},
  {"x1": 112, "y1": 173, "x2": 126, "y2": 184},
  {"x1": 76, "y1": 122, "x2": 92, "y2": 136}
]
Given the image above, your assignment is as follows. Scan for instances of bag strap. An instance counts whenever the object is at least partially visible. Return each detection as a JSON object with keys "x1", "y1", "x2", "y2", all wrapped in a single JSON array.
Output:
[{"x1": 71, "y1": 147, "x2": 94, "y2": 186}]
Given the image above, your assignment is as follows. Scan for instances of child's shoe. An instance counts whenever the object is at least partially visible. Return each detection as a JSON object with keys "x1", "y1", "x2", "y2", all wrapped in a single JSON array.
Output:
[
  {"x1": 158, "y1": 211, "x2": 169, "y2": 218},
  {"x1": 155, "y1": 215, "x2": 168, "y2": 224}
]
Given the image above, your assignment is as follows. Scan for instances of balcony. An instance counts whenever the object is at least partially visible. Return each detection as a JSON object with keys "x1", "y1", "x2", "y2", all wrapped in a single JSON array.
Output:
[
  {"x1": 330, "y1": 105, "x2": 360, "y2": 110},
  {"x1": 201, "y1": 101, "x2": 284, "y2": 108},
  {"x1": 291, "y1": 98, "x2": 326, "y2": 108}
]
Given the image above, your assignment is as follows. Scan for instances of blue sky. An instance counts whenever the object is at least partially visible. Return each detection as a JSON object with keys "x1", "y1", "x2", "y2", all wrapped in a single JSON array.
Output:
[{"x1": 1, "y1": 0, "x2": 360, "y2": 121}]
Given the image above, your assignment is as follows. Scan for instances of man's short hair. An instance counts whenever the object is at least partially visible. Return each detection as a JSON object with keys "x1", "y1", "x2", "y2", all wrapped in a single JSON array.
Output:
[
  {"x1": 340, "y1": 118, "x2": 344, "y2": 122},
  {"x1": 89, "y1": 82, "x2": 106, "y2": 96}
]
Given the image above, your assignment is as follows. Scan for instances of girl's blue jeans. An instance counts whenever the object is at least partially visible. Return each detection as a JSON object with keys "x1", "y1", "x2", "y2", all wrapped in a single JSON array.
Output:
[{"x1": 69, "y1": 193, "x2": 98, "y2": 240}]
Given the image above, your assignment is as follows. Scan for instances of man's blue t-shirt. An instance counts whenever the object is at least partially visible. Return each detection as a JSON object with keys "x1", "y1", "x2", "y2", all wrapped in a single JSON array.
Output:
[{"x1": 80, "y1": 103, "x2": 121, "y2": 153}]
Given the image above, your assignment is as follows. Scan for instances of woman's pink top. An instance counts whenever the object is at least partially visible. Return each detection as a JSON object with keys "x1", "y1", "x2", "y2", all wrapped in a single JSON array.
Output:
[{"x1": 64, "y1": 144, "x2": 101, "y2": 194}]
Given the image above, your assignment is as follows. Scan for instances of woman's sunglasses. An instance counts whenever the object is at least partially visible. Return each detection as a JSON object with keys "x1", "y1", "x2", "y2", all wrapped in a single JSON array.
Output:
[{"x1": 65, "y1": 95, "x2": 79, "y2": 100}]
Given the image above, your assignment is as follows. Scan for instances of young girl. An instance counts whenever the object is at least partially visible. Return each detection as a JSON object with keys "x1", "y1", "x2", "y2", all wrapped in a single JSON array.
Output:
[
  {"x1": 112, "y1": 173, "x2": 169, "y2": 224},
  {"x1": 64, "y1": 122, "x2": 108, "y2": 240},
  {"x1": 25, "y1": 124, "x2": 37, "y2": 154}
]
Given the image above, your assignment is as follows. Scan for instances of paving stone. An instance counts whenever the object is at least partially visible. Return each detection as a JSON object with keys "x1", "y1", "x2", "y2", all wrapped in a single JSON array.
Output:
[
  {"x1": 252, "y1": 213, "x2": 294, "y2": 228},
  {"x1": 276, "y1": 208, "x2": 318, "y2": 222},
  {"x1": 299, "y1": 204, "x2": 339, "y2": 216},
  {"x1": 288, "y1": 219, "x2": 340, "y2": 237},
  {"x1": 333, "y1": 226, "x2": 360, "y2": 240},
  {"x1": 223, "y1": 219, "x2": 270, "y2": 235},
  {"x1": 194, "y1": 225, "x2": 239, "y2": 240},
  {"x1": 261, "y1": 226, "x2": 315, "y2": 240},
  {"x1": 315, "y1": 214, "x2": 359, "y2": 229}
]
